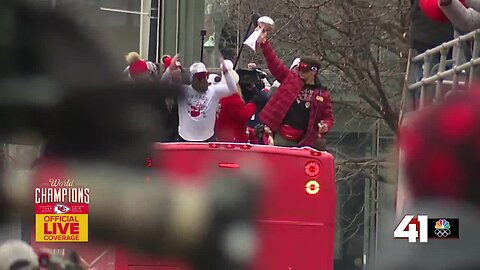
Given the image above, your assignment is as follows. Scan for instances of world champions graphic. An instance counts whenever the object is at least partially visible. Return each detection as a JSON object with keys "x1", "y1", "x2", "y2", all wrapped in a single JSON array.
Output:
[{"x1": 35, "y1": 179, "x2": 89, "y2": 242}]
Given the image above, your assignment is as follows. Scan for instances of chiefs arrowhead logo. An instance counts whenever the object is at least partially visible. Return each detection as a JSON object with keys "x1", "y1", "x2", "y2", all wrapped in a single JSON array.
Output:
[{"x1": 54, "y1": 203, "x2": 71, "y2": 214}]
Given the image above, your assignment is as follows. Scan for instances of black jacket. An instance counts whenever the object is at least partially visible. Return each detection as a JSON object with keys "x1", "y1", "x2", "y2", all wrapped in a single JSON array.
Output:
[{"x1": 410, "y1": 0, "x2": 454, "y2": 52}]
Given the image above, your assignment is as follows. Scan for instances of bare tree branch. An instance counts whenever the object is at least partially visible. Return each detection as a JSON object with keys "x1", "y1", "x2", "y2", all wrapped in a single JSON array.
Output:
[{"x1": 217, "y1": 0, "x2": 405, "y2": 247}]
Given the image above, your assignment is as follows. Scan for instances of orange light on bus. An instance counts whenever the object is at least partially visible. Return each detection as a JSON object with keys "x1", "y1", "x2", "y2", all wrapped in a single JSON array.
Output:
[
  {"x1": 305, "y1": 161, "x2": 320, "y2": 177},
  {"x1": 305, "y1": 180, "x2": 320, "y2": 195}
]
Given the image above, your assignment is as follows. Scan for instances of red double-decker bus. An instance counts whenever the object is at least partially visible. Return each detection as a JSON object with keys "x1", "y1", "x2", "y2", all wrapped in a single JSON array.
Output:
[{"x1": 30, "y1": 143, "x2": 336, "y2": 270}]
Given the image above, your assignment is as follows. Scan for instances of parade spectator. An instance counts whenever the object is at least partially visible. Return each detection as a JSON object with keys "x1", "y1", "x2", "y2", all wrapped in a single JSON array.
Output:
[
  {"x1": 399, "y1": 89, "x2": 480, "y2": 211},
  {"x1": 215, "y1": 69, "x2": 262, "y2": 143},
  {"x1": 256, "y1": 31, "x2": 334, "y2": 148},
  {"x1": 439, "y1": 0, "x2": 480, "y2": 32},
  {"x1": 161, "y1": 55, "x2": 172, "y2": 74},
  {"x1": 247, "y1": 62, "x2": 271, "y2": 92},
  {"x1": 0, "y1": 240, "x2": 38, "y2": 270},
  {"x1": 124, "y1": 52, "x2": 157, "y2": 81},
  {"x1": 168, "y1": 59, "x2": 191, "y2": 85},
  {"x1": 158, "y1": 58, "x2": 191, "y2": 142},
  {"x1": 377, "y1": 88, "x2": 480, "y2": 270},
  {"x1": 412, "y1": 0, "x2": 454, "y2": 54},
  {"x1": 162, "y1": 55, "x2": 236, "y2": 142},
  {"x1": 236, "y1": 68, "x2": 269, "y2": 128},
  {"x1": 411, "y1": 0, "x2": 454, "y2": 108}
]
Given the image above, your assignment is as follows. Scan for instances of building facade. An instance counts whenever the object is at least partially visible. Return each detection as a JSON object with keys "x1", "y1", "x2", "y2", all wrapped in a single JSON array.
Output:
[{"x1": 35, "y1": 0, "x2": 206, "y2": 69}]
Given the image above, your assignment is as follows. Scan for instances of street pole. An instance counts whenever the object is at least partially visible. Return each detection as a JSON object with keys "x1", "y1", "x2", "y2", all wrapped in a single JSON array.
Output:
[
  {"x1": 233, "y1": 13, "x2": 259, "y2": 69},
  {"x1": 200, "y1": 30, "x2": 207, "y2": 63}
]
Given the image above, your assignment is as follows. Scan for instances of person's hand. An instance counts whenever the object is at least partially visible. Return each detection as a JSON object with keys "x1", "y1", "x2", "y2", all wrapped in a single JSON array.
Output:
[
  {"x1": 220, "y1": 58, "x2": 234, "y2": 74},
  {"x1": 256, "y1": 26, "x2": 268, "y2": 44},
  {"x1": 169, "y1": 53, "x2": 180, "y2": 70},
  {"x1": 264, "y1": 126, "x2": 273, "y2": 136},
  {"x1": 220, "y1": 57, "x2": 228, "y2": 74},
  {"x1": 267, "y1": 135, "x2": 274, "y2": 145},
  {"x1": 247, "y1": 63, "x2": 257, "y2": 69},
  {"x1": 264, "y1": 125, "x2": 274, "y2": 145},
  {"x1": 318, "y1": 121, "x2": 329, "y2": 135}
]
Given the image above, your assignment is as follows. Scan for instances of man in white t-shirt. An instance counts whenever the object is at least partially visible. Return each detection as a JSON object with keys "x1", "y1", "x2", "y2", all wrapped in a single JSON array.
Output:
[{"x1": 162, "y1": 56, "x2": 236, "y2": 142}]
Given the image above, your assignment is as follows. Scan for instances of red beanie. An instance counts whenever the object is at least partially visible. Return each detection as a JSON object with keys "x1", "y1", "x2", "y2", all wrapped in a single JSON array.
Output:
[
  {"x1": 400, "y1": 88, "x2": 480, "y2": 206},
  {"x1": 419, "y1": 0, "x2": 466, "y2": 23},
  {"x1": 129, "y1": 60, "x2": 149, "y2": 77}
]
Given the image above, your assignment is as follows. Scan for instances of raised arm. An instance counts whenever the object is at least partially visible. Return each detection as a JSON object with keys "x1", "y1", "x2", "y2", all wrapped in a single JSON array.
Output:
[
  {"x1": 212, "y1": 60, "x2": 237, "y2": 98},
  {"x1": 211, "y1": 72, "x2": 237, "y2": 98},
  {"x1": 160, "y1": 54, "x2": 179, "y2": 82},
  {"x1": 259, "y1": 41, "x2": 291, "y2": 83},
  {"x1": 439, "y1": 0, "x2": 480, "y2": 32},
  {"x1": 224, "y1": 70, "x2": 237, "y2": 95},
  {"x1": 161, "y1": 67, "x2": 172, "y2": 81},
  {"x1": 466, "y1": 0, "x2": 480, "y2": 13}
]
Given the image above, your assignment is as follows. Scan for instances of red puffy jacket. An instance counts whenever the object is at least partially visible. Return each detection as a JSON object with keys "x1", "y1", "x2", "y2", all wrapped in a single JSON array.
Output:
[
  {"x1": 216, "y1": 93, "x2": 257, "y2": 143},
  {"x1": 259, "y1": 41, "x2": 334, "y2": 147}
]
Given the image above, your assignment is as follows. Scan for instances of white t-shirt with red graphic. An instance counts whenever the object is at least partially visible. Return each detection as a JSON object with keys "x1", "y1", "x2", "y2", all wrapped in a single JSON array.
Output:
[
  {"x1": 177, "y1": 84, "x2": 235, "y2": 141},
  {"x1": 161, "y1": 67, "x2": 236, "y2": 141}
]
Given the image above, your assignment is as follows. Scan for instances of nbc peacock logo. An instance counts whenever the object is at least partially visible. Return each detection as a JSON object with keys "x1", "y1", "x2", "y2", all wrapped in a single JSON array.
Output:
[{"x1": 434, "y1": 219, "x2": 451, "y2": 237}]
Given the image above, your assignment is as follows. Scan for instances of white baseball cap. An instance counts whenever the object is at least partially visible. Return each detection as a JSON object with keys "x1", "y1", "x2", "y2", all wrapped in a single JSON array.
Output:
[
  {"x1": 189, "y1": 62, "x2": 208, "y2": 75},
  {"x1": 257, "y1": 16, "x2": 274, "y2": 25}
]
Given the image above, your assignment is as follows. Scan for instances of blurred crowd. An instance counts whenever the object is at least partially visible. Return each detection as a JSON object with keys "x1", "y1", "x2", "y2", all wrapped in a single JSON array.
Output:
[
  {"x1": 374, "y1": 0, "x2": 480, "y2": 268},
  {"x1": 0, "y1": 240, "x2": 84, "y2": 270}
]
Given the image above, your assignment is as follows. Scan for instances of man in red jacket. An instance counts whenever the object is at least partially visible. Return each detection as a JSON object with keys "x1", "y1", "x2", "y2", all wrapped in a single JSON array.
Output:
[{"x1": 257, "y1": 31, "x2": 334, "y2": 148}]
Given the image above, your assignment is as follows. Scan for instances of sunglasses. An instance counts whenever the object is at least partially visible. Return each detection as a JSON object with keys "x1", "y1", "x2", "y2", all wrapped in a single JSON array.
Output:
[
  {"x1": 193, "y1": 72, "x2": 208, "y2": 80},
  {"x1": 298, "y1": 62, "x2": 318, "y2": 72}
]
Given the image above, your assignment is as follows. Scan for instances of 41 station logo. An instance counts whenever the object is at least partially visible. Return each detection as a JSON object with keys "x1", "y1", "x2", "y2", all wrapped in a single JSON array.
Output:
[{"x1": 394, "y1": 215, "x2": 459, "y2": 242}]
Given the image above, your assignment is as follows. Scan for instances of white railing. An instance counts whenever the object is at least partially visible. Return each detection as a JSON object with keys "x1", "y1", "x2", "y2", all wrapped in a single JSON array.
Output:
[
  {"x1": 397, "y1": 29, "x2": 480, "y2": 215},
  {"x1": 405, "y1": 29, "x2": 480, "y2": 111}
]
